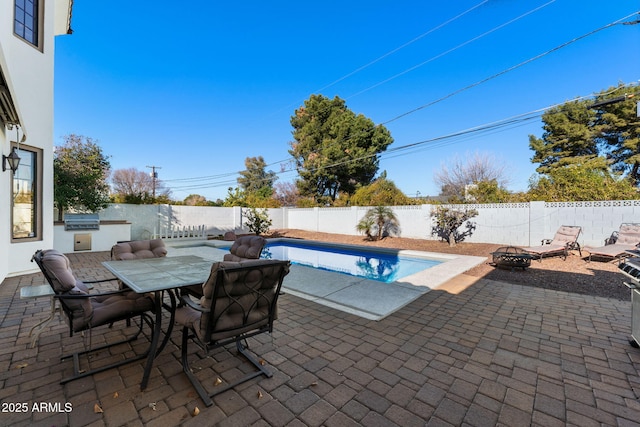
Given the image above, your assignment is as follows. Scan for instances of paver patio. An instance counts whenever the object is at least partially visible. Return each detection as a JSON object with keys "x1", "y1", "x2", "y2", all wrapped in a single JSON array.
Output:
[{"x1": 1, "y1": 250, "x2": 639, "y2": 426}]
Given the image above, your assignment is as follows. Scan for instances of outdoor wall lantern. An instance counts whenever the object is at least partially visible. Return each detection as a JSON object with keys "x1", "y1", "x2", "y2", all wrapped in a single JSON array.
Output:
[{"x1": 2, "y1": 147, "x2": 20, "y2": 173}]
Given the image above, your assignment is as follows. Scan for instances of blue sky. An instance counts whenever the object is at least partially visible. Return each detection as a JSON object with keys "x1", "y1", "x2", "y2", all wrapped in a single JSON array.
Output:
[{"x1": 54, "y1": 1, "x2": 640, "y2": 202}]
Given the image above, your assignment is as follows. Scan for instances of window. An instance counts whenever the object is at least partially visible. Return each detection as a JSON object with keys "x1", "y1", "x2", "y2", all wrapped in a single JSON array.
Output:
[
  {"x1": 14, "y1": 0, "x2": 39, "y2": 47},
  {"x1": 12, "y1": 145, "x2": 42, "y2": 241}
]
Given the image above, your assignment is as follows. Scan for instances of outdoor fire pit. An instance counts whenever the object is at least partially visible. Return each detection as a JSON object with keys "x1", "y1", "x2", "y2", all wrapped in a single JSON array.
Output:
[{"x1": 491, "y1": 246, "x2": 532, "y2": 270}]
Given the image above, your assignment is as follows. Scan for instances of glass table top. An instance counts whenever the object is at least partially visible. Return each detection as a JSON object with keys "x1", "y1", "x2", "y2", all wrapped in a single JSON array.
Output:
[{"x1": 103, "y1": 255, "x2": 213, "y2": 293}]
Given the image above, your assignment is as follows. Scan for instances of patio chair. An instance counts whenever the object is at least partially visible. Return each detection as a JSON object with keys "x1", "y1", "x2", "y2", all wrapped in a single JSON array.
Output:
[
  {"x1": 174, "y1": 259, "x2": 290, "y2": 407},
  {"x1": 181, "y1": 235, "x2": 267, "y2": 298},
  {"x1": 111, "y1": 239, "x2": 167, "y2": 293},
  {"x1": 111, "y1": 238, "x2": 167, "y2": 261},
  {"x1": 223, "y1": 235, "x2": 267, "y2": 262},
  {"x1": 31, "y1": 249, "x2": 155, "y2": 384},
  {"x1": 110, "y1": 238, "x2": 175, "y2": 350},
  {"x1": 584, "y1": 223, "x2": 640, "y2": 262},
  {"x1": 523, "y1": 225, "x2": 582, "y2": 261}
]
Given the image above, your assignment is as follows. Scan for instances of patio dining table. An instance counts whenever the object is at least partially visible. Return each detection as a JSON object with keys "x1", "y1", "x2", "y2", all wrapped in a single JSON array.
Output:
[{"x1": 102, "y1": 255, "x2": 213, "y2": 390}]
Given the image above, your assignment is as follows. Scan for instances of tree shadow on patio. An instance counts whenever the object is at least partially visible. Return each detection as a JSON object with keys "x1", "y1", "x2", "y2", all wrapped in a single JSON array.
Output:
[{"x1": 478, "y1": 259, "x2": 629, "y2": 301}]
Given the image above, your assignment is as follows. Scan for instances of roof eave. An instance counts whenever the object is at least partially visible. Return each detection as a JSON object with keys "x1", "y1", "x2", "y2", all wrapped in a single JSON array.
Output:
[{"x1": 54, "y1": 0, "x2": 74, "y2": 36}]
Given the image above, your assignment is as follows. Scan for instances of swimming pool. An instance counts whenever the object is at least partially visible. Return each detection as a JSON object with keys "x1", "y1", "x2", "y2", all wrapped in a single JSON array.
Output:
[
  {"x1": 260, "y1": 241, "x2": 441, "y2": 283},
  {"x1": 165, "y1": 239, "x2": 486, "y2": 320}
]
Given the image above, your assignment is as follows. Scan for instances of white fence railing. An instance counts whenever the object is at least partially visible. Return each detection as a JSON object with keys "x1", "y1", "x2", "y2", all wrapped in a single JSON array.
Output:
[{"x1": 155, "y1": 224, "x2": 207, "y2": 240}]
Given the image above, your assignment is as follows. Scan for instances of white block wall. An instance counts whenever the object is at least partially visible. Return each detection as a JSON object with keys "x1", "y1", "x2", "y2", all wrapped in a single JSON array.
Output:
[{"x1": 95, "y1": 200, "x2": 640, "y2": 248}]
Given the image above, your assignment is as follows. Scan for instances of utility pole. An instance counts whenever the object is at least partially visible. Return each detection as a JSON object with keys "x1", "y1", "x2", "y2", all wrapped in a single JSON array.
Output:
[{"x1": 146, "y1": 165, "x2": 161, "y2": 199}]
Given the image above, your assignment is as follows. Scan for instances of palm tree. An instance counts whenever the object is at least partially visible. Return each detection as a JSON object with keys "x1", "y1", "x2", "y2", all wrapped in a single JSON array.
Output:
[{"x1": 356, "y1": 206, "x2": 400, "y2": 241}]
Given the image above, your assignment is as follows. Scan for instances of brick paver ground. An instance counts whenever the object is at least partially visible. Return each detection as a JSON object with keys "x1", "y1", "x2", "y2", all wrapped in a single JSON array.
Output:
[{"x1": 1, "y1": 251, "x2": 639, "y2": 426}]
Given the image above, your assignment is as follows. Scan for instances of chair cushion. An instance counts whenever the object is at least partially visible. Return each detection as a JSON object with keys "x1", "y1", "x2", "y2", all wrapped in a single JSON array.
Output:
[
  {"x1": 111, "y1": 239, "x2": 167, "y2": 260},
  {"x1": 38, "y1": 249, "x2": 153, "y2": 332},
  {"x1": 176, "y1": 259, "x2": 288, "y2": 344},
  {"x1": 39, "y1": 250, "x2": 94, "y2": 329},
  {"x1": 40, "y1": 249, "x2": 85, "y2": 292},
  {"x1": 203, "y1": 260, "x2": 285, "y2": 342},
  {"x1": 523, "y1": 244, "x2": 565, "y2": 255},
  {"x1": 616, "y1": 224, "x2": 640, "y2": 245},
  {"x1": 88, "y1": 291, "x2": 154, "y2": 331},
  {"x1": 588, "y1": 243, "x2": 636, "y2": 258},
  {"x1": 550, "y1": 226, "x2": 580, "y2": 246},
  {"x1": 223, "y1": 236, "x2": 266, "y2": 262}
]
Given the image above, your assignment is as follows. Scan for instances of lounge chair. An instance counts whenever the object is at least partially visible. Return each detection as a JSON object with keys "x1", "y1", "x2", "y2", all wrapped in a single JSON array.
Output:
[
  {"x1": 585, "y1": 223, "x2": 640, "y2": 262},
  {"x1": 174, "y1": 259, "x2": 290, "y2": 407},
  {"x1": 523, "y1": 225, "x2": 582, "y2": 261},
  {"x1": 31, "y1": 249, "x2": 155, "y2": 384}
]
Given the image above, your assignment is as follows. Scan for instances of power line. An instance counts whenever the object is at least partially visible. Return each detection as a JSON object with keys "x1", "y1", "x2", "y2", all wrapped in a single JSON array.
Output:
[
  {"x1": 381, "y1": 11, "x2": 640, "y2": 127},
  {"x1": 265, "y1": 7, "x2": 637, "y2": 174},
  {"x1": 172, "y1": 81, "x2": 640, "y2": 196},
  {"x1": 167, "y1": 12, "x2": 640, "y2": 194},
  {"x1": 165, "y1": 94, "x2": 596, "y2": 194},
  {"x1": 346, "y1": 0, "x2": 557, "y2": 100},
  {"x1": 268, "y1": 0, "x2": 490, "y2": 119},
  {"x1": 315, "y1": 0, "x2": 491, "y2": 95}
]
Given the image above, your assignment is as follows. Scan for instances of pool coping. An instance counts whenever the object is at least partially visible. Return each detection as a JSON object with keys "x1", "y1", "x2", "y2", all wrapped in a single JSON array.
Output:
[{"x1": 164, "y1": 238, "x2": 487, "y2": 320}]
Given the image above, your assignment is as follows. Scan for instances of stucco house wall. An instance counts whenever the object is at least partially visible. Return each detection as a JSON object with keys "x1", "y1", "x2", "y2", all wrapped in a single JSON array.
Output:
[{"x1": 0, "y1": 0, "x2": 72, "y2": 281}]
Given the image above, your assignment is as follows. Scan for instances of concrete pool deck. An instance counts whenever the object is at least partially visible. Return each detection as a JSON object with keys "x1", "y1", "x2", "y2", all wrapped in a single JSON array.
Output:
[{"x1": 164, "y1": 239, "x2": 486, "y2": 320}]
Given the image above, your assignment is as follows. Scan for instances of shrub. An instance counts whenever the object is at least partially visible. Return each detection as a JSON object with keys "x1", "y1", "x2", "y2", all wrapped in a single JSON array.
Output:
[
  {"x1": 430, "y1": 206, "x2": 478, "y2": 247},
  {"x1": 356, "y1": 206, "x2": 400, "y2": 241},
  {"x1": 243, "y1": 207, "x2": 272, "y2": 235}
]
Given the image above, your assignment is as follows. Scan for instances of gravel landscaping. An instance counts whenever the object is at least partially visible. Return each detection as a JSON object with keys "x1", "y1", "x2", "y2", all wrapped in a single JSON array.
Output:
[{"x1": 271, "y1": 229, "x2": 631, "y2": 301}]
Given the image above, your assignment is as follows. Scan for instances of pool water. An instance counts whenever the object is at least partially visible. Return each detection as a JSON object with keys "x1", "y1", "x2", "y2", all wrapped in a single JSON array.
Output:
[{"x1": 260, "y1": 242, "x2": 441, "y2": 283}]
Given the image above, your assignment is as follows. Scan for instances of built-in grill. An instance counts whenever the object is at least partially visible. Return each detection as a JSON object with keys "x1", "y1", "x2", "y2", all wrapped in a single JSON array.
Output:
[
  {"x1": 617, "y1": 251, "x2": 640, "y2": 348},
  {"x1": 64, "y1": 213, "x2": 100, "y2": 231}
]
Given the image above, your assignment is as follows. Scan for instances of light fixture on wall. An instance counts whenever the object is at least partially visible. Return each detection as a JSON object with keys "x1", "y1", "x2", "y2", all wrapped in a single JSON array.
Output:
[{"x1": 2, "y1": 146, "x2": 20, "y2": 173}]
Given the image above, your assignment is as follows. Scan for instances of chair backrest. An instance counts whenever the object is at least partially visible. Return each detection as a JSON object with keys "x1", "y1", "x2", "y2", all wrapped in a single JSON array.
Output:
[
  {"x1": 32, "y1": 250, "x2": 93, "y2": 331},
  {"x1": 616, "y1": 223, "x2": 640, "y2": 245},
  {"x1": 198, "y1": 259, "x2": 289, "y2": 343},
  {"x1": 111, "y1": 239, "x2": 167, "y2": 260},
  {"x1": 223, "y1": 235, "x2": 267, "y2": 262},
  {"x1": 551, "y1": 225, "x2": 581, "y2": 246}
]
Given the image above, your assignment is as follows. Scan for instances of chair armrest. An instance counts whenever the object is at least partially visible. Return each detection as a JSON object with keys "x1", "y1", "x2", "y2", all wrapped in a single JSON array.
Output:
[
  {"x1": 541, "y1": 239, "x2": 552, "y2": 245},
  {"x1": 54, "y1": 288, "x2": 131, "y2": 299},
  {"x1": 83, "y1": 277, "x2": 118, "y2": 284},
  {"x1": 77, "y1": 277, "x2": 119, "y2": 290},
  {"x1": 605, "y1": 231, "x2": 619, "y2": 245},
  {"x1": 179, "y1": 295, "x2": 210, "y2": 313}
]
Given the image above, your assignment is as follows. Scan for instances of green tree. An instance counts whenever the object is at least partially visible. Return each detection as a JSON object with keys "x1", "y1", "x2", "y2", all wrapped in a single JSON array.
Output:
[
  {"x1": 223, "y1": 187, "x2": 248, "y2": 207},
  {"x1": 223, "y1": 186, "x2": 280, "y2": 208},
  {"x1": 350, "y1": 174, "x2": 413, "y2": 206},
  {"x1": 529, "y1": 83, "x2": 639, "y2": 180},
  {"x1": 466, "y1": 179, "x2": 513, "y2": 203},
  {"x1": 237, "y1": 156, "x2": 277, "y2": 193},
  {"x1": 356, "y1": 206, "x2": 400, "y2": 241},
  {"x1": 594, "y1": 84, "x2": 640, "y2": 185},
  {"x1": 54, "y1": 134, "x2": 111, "y2": 221},
  {"x1": 527, "y1": 163, "x2": 639, "y2": 201},
  {"x1": 529, "y1": 100, "x2": 603, "y2": 173},
  {"x1": 289, "y1": 94, "x2": 393, "y2": 203}
]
